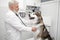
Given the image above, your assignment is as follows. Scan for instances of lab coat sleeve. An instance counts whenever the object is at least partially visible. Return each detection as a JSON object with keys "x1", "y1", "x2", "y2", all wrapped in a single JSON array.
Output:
[{"x1": 5, "y1": 14, "x2": 32, "y2": 32}]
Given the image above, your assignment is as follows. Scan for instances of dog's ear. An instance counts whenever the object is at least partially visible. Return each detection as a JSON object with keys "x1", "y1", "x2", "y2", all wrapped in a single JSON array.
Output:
[
  {"x1": 35, "y1": 12, "x2": 41, "y2": 17},
  {"x1": 39, "y1": 11, "x2": 41, "y2": 15}
]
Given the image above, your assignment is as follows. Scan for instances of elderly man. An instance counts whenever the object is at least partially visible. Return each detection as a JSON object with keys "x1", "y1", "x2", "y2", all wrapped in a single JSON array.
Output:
[{"x1": 5, "y1": 0, "x2": 37, "y2": 40}]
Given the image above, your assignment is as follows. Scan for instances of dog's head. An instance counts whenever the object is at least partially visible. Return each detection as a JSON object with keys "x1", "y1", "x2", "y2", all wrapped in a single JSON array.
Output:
[
  {"x1": 35, "y1": 12, "x2": 43, "y2": 24},
  {"x1": 28, "y1": 11, "x2": 43, "y2": 24}
]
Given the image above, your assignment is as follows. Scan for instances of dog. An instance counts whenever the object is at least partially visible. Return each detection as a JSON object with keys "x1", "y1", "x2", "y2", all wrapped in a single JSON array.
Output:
[{"x1": 28, "y1": 11, "x2": 52, "y2": 40}]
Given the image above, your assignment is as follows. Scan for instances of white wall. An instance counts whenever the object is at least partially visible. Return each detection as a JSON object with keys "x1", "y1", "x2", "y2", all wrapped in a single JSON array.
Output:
[
  {"x1": 0, "y1": 0, "x2": 9, "y2": 7},
  {"x1": 0, "y1": 7, "x2": 8, "y2": 40},
  {"x1": 0, "y1": 0, "x2": 10, "y2": 40}
]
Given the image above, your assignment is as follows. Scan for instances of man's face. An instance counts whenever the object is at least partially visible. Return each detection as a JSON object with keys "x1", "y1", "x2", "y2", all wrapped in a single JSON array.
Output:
[{"x1": 13, "y1": 3, "x2": 19, "y2": 12}]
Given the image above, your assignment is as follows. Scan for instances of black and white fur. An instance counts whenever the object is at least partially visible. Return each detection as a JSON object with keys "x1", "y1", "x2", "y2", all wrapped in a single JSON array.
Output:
[{"x1": 28, "y1": 11, "x2": 52, "y2": 40}]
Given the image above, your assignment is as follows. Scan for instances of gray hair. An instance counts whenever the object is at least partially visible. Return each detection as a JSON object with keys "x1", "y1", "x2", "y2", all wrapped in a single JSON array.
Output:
[{"x1": 8, "y1": 0, "x2": 18, "y2": 6}]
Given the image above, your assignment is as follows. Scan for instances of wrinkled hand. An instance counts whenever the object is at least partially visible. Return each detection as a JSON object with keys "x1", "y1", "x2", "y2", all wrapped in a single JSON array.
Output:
[{"x1": 32, "y1": 27, "x2": 37, "y2": 32}]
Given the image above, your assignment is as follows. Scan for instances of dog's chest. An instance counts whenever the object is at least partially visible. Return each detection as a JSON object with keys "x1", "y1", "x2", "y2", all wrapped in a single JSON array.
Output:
[{"x1": 36, "y1": 38, "x2": 48, "y2": 40}]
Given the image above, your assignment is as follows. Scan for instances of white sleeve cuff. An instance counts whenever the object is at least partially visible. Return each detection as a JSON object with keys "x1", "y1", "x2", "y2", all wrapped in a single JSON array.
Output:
[{"x1": 25, "y1": 27, "x2": 32, "y2": 32}]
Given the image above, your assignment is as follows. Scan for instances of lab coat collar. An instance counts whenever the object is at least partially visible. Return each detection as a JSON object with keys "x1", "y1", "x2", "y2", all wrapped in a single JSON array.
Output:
[{"x1": 8, "y1": 9, "x2": 19, "y2": 16}]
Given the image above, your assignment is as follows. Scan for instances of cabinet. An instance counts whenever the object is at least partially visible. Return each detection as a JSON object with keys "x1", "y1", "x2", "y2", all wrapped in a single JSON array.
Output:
[{"x1": 57, "y1": 1, "x2": 60, "y2": 40}]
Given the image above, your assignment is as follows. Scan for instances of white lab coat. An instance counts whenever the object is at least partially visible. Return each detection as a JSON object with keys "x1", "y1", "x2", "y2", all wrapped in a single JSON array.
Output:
[{"x1": 5, "y1": 10, "x2": 32, "y2": 40}]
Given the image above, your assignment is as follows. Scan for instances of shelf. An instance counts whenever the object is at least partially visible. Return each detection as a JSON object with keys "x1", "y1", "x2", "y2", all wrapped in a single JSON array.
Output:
[
  {"x1": 41, "y1": 1, "x2": 56, "y2": 5},
  {"x1": 41, "y1": 0, "x2": 53, "y2": 2}
]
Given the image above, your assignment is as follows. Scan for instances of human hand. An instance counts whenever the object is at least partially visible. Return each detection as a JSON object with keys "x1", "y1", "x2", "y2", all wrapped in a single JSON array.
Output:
[{"x1": 32, "y1": 27, "x2": 37, "y2": 32}]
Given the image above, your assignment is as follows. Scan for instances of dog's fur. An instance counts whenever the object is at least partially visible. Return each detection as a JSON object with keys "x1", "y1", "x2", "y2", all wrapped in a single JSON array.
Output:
[{"x1": 29, "y1": 11, "x2": 52, "y2": 40}]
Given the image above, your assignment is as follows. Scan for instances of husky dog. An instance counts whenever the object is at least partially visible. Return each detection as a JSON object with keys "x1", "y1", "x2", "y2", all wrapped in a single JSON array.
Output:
[{"x1": 28, "y1": 11, "x2": 52, "y2": 40}]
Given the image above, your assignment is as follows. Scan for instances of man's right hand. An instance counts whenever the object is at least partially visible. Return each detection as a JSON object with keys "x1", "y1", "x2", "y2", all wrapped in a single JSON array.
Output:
[{"x1": 32, "y1": 27, "x2": 37, "y2": 32}]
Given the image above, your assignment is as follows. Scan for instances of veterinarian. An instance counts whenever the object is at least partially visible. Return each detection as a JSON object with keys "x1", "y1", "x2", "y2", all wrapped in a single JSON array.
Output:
[{"x1": 5, "y1": 0, "x2": 37, "y2": 40}]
